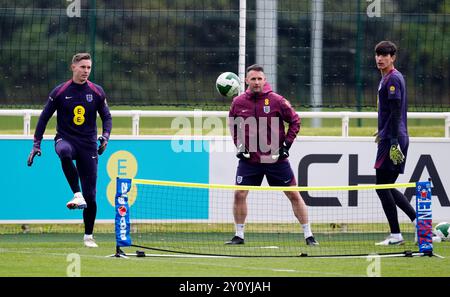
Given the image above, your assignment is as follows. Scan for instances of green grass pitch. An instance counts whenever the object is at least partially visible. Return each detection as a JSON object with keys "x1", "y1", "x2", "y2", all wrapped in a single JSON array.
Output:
[{"x1": 0, "y1": 232, "x2": 449, "y2": 277}]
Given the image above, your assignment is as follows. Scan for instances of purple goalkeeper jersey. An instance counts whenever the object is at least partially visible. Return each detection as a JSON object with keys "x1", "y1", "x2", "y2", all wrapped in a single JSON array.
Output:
[
  {"x1": 228, "y1": 83, "x2": 300, "y2": 163},
  {"x1": 377, "y1": 68, "x2": 408, "y2": 139},
  {"x1": 34, "y1": 80, "x2": 112, "y2": 146}
]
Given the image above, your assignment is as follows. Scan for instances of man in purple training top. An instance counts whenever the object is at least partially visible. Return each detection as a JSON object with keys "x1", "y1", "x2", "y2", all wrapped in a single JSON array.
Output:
[
  {"x1": 373, "y1": 41, "x2": 416, "y2": 246},
  {"x1": 27, "y1": 53, "x2": 112, "y2": 248},
  {"x1": 226, "y1": 64, "x2": 318, "y2": 246}
]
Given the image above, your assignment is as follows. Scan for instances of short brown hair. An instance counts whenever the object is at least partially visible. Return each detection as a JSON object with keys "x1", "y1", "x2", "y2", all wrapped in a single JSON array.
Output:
[
  {"x1": 246, "y1": 64, "x2": 264, "y2": 73},
  {"x1": 72, "y1": 53, "x2": 91, "y2": 64},
  {"x1": 375, "y1": 41, "x2": 397, "y2": 56}
]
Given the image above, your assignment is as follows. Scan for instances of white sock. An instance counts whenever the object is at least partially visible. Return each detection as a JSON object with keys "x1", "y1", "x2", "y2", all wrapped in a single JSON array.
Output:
[
  {"x1": 390, "y1": 233, "x2": 403, "y2": 240},
  {"x1": 235, "y1": 224, "x2": 245, "y2": 239},
  {"x1": 302, "y1": 223, "x2": 313, "y2": 238},
  {"x1": 84, "y1": 234, "x2": 93, "y2": 240}
]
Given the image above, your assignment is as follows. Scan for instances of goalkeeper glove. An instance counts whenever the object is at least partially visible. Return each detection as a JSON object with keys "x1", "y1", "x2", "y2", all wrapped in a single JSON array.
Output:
[
  {"x1": 27, "y1": 140, "x2": 42, "y2": 166},
  {"x1": 97, "y1": 136, "x2": 108, "y2": 155},
  {"x1": 389, "y1": 144, "x2": 405, "y2": 165},
  {"x1": 236, "y1": 143, "x2": 250, "y2": 160},
  {"x1": 271, "y1": 141, "x2": 291, "y2": 161}
]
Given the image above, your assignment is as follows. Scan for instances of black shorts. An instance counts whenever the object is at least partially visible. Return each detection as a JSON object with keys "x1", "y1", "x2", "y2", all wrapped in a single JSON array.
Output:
[{"x1": 235, "y1": 160, "x2": 297, "y2": 186}]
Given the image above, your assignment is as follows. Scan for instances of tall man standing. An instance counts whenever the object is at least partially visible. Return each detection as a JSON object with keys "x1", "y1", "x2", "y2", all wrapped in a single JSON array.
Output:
[
  {"x1": 373, "y1": 41, "x2": 416, "y2": 245},
  {"x1": 227, "y1": 64, "x2": 318, "y2": 246},
  {"x1": 27, "y1": 53, "x2": 112, "y2": 248}
]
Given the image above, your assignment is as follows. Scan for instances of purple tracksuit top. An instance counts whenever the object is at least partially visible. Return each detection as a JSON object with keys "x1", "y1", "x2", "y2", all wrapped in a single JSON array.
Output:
[
  {"x1": 228, "y1": 83, "x2": 301, "y2": 163},
  {"x1": 34, "y1": 79, "x2": 112, "y2": 147}
]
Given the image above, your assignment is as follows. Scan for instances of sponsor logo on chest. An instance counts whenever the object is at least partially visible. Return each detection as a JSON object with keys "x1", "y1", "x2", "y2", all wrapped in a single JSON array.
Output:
[{"x1": 263, "y1": 98, "x2": 270, "y2": 114}]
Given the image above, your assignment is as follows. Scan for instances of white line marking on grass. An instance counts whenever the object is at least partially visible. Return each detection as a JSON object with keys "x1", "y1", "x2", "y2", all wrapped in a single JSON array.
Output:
[{"x1": 430, "y1": 253, "x2": 445, "y2": 259}]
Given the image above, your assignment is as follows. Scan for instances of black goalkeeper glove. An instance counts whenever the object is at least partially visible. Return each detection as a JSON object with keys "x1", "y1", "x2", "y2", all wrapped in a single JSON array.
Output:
[
  {"x1": 271, "y1": 141, "x2": 291, "y2": 161},
  {"x1": 27, "y1": 140, "x2": 42, "y2": 166},
  {"x1": 97, "y1": 136, "x2": 108, "y2": 155},
  {"x1": 236, "y1": 143, "x2": 250, "y2": 160}
]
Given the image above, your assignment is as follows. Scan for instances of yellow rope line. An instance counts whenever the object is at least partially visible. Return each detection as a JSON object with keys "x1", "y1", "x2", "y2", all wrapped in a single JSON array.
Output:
[{"x1": 132, "y1": 179, "x2": 416, "y2": 192}]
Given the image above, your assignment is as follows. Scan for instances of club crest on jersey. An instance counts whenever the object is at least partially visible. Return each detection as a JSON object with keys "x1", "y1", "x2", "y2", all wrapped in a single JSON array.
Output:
[
  {"x1": 86, "y1": 94, "x2": 93, "y2": 102},
  {"x1": 263, "y1": 106, "x2": 270, "y2": 114}
]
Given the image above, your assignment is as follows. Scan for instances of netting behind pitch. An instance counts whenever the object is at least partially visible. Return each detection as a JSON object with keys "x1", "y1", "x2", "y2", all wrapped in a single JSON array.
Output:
[
  {"x1": 122, "y1": 179, "x2": 418, "y2": 257},
  {"x1": 1, "y1": 1, "x2": 449, "y2": 110}
]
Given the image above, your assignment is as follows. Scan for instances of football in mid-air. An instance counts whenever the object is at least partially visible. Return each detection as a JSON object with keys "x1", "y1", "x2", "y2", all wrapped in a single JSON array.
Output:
[
  {"x1": 434, "y1": 222, "x2": 450, "y2": 240},
  {"x1": 216, "y1": 72, "x2": 241, "y2": 98}
]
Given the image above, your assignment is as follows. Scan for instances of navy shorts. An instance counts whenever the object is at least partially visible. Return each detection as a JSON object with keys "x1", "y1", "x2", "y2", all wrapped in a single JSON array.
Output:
[
  {"x1": 54, "y1": 137, "x2": 98, "y2": 200},
  {"x1": 374, "y1": 136, "x2": 409, "y2": 174},
  {"x1": 235, "y1": 160, "x2": 297, "y2": 186},
  {"x1": 54, "y1": 137, "x2": 98, "y2": 176}
]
